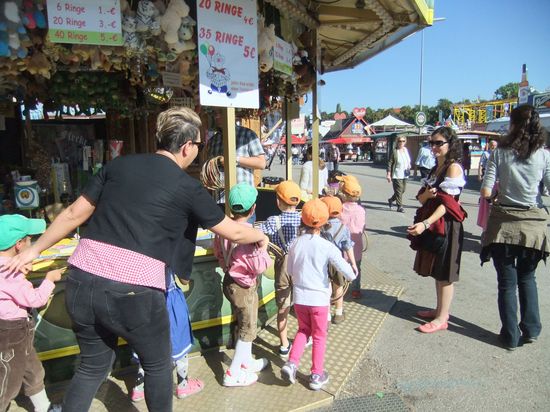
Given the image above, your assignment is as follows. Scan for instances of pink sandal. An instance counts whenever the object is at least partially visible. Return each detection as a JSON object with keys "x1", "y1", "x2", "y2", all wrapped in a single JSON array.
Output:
[
  {"x1": 176, "y1": 378, "x2": 204, "y2": 399},
  {"x1": 417, "y1": 321, "x2": 448, "y2": 334}
]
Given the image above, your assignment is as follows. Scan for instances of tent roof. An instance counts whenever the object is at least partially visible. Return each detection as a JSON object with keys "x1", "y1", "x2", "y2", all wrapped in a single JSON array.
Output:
[
  {"x1": 323, "y1": 136, "x2": 372, "y2": 144},
  {"x1": 370, "y1": 115, "x2": 413, "y2": 127}
]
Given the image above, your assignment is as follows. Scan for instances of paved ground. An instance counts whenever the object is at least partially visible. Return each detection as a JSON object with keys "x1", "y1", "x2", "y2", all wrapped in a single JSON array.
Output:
[{"x1": 287, "y1": 160, "x2": 549, "y2": 412}]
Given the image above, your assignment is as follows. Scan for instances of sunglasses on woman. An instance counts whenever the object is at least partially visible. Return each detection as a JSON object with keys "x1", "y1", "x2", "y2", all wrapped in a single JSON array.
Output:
[{"x1": 429, "y1": 140, "x2": 448, "y2": 147}]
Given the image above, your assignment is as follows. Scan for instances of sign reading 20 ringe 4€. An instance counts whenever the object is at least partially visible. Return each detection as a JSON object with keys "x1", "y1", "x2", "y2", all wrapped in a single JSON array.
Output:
[{"x1": 197, "y1": 0, "x2": 259, "y2": 108}]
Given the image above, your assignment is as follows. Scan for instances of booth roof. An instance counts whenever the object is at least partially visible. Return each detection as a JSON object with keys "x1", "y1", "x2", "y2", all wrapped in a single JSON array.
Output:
[{"x1": 370, "y1": 114, "x2": 413, "y2": 127}]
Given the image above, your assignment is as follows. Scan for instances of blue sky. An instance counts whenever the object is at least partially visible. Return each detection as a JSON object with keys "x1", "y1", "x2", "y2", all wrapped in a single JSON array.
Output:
[{"x1": 315, "y1": 0, "x2": 550, "y2": 113}]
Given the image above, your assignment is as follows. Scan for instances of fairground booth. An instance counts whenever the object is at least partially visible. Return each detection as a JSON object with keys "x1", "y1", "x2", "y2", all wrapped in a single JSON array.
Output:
[{"x1": 0, "y1": 0, "x2": 434, "y2": 382}]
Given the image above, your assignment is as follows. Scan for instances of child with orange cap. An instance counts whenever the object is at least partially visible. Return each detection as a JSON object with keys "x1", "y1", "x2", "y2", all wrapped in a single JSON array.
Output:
[
  {"x1": 281, "y1": 199, "x2": 355, "y2": 391},
  {"x1": 320, "y1": 195, "x2": 358, "y2": 324},
  {"x1": 260, "y1": 180, "x2": 302, "y2": 358},
  {"x1": 337, "y1": 175, "x2": 366, "y2": 299}
]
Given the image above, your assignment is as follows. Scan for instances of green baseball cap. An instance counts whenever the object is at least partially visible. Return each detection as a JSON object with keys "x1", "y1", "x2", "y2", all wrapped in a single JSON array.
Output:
[
  {"x1": 0, "y1": 214, "x2": 46, "y2": 250},
  {"x1": 228, "y1": 183, "x2": 258, "y2": 213}
]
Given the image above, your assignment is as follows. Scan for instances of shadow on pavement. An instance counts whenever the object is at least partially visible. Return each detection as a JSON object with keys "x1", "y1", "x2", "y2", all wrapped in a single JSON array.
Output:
[{"x1": 350, "y1": 290, "x2": 501, "y2": 349}]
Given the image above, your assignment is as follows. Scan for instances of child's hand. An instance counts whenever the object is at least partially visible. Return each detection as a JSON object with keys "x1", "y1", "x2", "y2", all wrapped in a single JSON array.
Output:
[{"x1": 46, "y1": 268, "x2": 65, "y2": 283}]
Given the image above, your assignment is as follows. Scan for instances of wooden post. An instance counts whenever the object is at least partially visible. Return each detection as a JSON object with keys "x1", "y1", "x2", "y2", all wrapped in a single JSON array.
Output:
[
  {"x1": 285, "y1": 100, "x2": 292, "y2": 180},
  {"x1": 311, "y1": 30, "x2": 320, "y2": 198},
  {"x1": 128, "y1": 115, "x2": 136, "y2": 154},
  {"x1": 222, "y1": 107, "x2": 236, "y2": 215}
]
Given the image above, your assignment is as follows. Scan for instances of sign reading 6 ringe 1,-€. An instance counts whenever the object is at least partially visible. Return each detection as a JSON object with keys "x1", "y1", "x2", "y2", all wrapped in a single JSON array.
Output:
[{"x1": 15, "y1": 181, "x2": 40, "y2": 209}]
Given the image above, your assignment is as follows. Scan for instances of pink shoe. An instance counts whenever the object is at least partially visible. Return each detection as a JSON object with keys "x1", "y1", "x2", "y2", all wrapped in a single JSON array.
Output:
[
  {"x1": 176, "y1": 378, "x2": 204, "y2": 399},
  {"x1": 417, "y1": 321, "x2": 448, "y2": 334},
  {"x1": 131, "y1": 388, "x2": 144, "y2": 402}
]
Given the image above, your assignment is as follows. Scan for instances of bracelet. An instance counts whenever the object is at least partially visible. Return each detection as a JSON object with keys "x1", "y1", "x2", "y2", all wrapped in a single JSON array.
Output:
[{"x1": 422, "y1": 220, "x2": 430, "y2": 230}]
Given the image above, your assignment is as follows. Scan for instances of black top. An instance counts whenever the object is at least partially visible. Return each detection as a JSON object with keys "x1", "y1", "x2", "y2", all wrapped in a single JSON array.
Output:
[{"x1": 82, "y1": 154, "x2": 225, "y2": 268}]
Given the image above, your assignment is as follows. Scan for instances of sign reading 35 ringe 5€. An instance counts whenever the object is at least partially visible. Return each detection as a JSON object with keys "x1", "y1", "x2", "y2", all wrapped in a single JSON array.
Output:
[
  {"x1": 197, "y1": 0, "x2": 259, "y2": 108},
  {"x1": 47, "y1": 0, "x2": 123, "y2": 46}
]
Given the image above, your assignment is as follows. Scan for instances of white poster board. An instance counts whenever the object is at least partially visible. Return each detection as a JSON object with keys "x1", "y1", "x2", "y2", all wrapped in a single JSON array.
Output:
[
  {"x1": 274, "y1": 37, "x2": 293, "y2": 75},
  {"x1": 197, "y1": 0, "x2": 259, "y2": 108},
  {"x1": 46, "y1": 0, "x2": 123, "y2": 46}
]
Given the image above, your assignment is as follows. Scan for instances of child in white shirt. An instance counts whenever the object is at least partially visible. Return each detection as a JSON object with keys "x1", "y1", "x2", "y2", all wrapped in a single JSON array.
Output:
[{"x1": 281, "y1": 199, "x2": 355, "y2": 391}]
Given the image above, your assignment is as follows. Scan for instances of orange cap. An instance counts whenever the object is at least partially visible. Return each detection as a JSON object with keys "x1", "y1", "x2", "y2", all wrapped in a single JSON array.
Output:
[
  {"x1": 276, "y1": 180, "x2": 301, "y2": 206},
  {"x1": 337, "y1": 175, "x2": 362, "y2": 197},
  {"x1": 321, "y1": 195, "x2": 342, "y2": 217},
  {"x1": 301, "y1": 198, "x2": 329, "y2": 228}
]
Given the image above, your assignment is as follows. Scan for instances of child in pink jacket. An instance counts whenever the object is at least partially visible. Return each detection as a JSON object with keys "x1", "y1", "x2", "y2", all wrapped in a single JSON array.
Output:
[
  {"x1": 337, "y1": 175, "x2": 367, "y2": 298},
  {"x1": 0, "y1": 215, "x2": 63, "y2": 412},
  {"x1": 214, "y1": 183, "x2": 273, "y2": 387}
]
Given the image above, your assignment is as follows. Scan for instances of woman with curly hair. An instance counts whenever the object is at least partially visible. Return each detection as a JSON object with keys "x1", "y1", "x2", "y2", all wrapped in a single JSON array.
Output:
[
  {"x1": 407, "y1": 127, "x2": 467, "y2": 333},
  {"x1": 480, "y1": 105, "x2": 550, "y2": 351}
]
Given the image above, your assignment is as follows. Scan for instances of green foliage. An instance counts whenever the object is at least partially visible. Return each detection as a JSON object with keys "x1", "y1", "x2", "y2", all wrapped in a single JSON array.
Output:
[
  {"x1": 494, "y1": 82, "x2": 519, "y2": 99},
  {"x1": 336, "y1": 103, "x2": 342, "y2": 113}
]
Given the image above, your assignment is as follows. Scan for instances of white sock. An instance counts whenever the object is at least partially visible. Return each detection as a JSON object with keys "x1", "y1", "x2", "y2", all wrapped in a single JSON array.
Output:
[
  {"x1": 29, "y1": 389, "x2": 50, "y2": 412},
  {"x1": 175, "y1": 355, "x2": 189, "y2": 387},
  {"x1": 229, "y1": 339, "x2": 252, "y2": 375},
  {"x1": 335, "y1": 308, "x2": 343, "y2": 316},
  {"x1": 327, "y1": 311, "x2": 332, "y2": 321},
  {"x1": 243, "y1": 357, "x2": 264, "y2": 370}
]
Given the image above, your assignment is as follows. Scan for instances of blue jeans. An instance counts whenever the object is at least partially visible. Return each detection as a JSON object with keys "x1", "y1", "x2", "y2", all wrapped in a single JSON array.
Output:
[
  {"x1": 63, "y1": 267, "x2": 172, "y2": 412},
  {"x1": 491, "y1": 244, "x2": 542, "y2": 347}
]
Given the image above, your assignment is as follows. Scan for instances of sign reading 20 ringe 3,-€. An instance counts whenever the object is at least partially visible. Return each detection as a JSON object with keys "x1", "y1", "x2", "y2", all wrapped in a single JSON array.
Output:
[
  {"x1": 46, "y1": 0, "x2": 123, "y2": 46},
  {"x1": 197, "y1": 0, "x2": 259, "y2": 108}
]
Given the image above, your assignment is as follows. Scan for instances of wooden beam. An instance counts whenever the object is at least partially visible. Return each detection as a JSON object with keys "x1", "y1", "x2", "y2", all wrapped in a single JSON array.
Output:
[
  {"x1": 317, "y1": 6, "x2": 379, "y2": 20},
  {"x1": 222, "y1": 107, "x2": 236, "y2": 215}
]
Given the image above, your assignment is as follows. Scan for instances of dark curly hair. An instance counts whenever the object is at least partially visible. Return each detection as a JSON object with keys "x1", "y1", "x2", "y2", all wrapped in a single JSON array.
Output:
[
  {"x1": 431, "y1": 126, "x2": 461, "y2": 165},
  {"x1": 500, "y1": 105, "x2": 547, "y2": 160}
]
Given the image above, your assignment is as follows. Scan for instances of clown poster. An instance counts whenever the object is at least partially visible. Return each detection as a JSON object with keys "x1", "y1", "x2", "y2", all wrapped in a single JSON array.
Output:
[{"x1": 197, "y1": 0, "x2": 259, "y2": 108}]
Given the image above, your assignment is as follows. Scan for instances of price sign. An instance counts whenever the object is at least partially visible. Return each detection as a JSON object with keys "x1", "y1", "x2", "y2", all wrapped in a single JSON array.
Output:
[
  {"x1": 197, "y1": 0, "x2": 259, "y2": 108},
  {"x1": 274, "y1": 37, "x2": 293, "y2": 76},
  {"x1": 46, "y1": 0, "x2": 123, "y2": 46}
]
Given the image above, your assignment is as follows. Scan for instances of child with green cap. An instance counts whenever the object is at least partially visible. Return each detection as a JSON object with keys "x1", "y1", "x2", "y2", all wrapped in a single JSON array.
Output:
[
  {"x1": 213, "y1": 183, "x2": 273, "y2": 387},
  {"x1": 0, "y1": 215, "x2": 63, "y2": 412}
]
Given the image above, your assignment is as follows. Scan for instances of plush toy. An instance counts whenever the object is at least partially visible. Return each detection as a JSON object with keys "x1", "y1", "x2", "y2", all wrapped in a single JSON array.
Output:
[
  {"x1": 257, "y1": 16, "x2": 275, "y2": 72},
  {"x1": 122, "y1": 15, "x2": 141, "y2": 52},
  {"x1": 22, "y1": 0, "x2": 46, "y2": 29},
  {"x1": 170, "y1": 15, "x2": 195, "y2": 53},
  {"x1": 26, "y1": 51, "x2": 52, "y2": 79},
  {"x1": 136, "y1": 0, "x2": 157, "y2": 34},
  {"x1": 160, "y1": 0, "x2": 190, "y2": 45}
]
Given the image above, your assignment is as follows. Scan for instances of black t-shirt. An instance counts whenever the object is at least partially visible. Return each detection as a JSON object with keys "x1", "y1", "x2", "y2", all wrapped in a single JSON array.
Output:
[{"x1": 82, "y1": 154, "x2": 225, "y2": 266}]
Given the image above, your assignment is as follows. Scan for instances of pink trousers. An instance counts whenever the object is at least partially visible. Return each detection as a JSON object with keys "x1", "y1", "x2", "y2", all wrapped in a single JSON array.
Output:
[{"x1": 289, "y1": 304, "x2": 329, "y2": 375}]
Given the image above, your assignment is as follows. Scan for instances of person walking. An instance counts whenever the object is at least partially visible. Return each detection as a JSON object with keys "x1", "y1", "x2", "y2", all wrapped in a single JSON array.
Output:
[
  {"x1": 1, "y1": 107, "x2": 269, "y2": 412},
  {"x1": 414, "y1": 140, "x2": 436, "y2": 179},
  {"x1": 299, "y1": 146, "x2": 329, "y2": 199},
  {"x1": 478, "y1": 139, "x2": 497, "y2": 181},
  {"x1": 328, "y1": 144, "x2": 340, "y2": 171},
  {"x1": 387, "y1": 136, "x2": 411, "y2": 213},
  {"x1": 480, "y1": 105, "x2": 550, "y2": 351},
  {"x1": 407, "y1": 127, "x2": 466, "y2": 333}
]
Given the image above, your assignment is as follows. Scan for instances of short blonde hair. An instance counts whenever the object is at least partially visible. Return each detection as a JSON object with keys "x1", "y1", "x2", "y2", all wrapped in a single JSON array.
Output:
[{"x1": 156, "y1": 107, "x2": 202, "y2": 153}]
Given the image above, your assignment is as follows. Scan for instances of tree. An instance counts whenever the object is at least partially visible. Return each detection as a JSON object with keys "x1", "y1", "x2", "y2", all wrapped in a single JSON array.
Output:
[
  {"x1": 336, "y1": 103, "x2": 342, "y2": 113},
  {"x1": 436, "y1": 98, "x2": 453, "y2": 119},
  {"x1": 494, "y1": 82, "x2": 519, "y2": 100}
]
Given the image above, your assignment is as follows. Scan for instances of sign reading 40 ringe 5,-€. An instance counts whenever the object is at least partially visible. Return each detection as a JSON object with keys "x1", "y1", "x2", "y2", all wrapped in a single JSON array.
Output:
[
  {"x1": 197, "y1": 0, "x2": 259, "y2": 108},
  {"x1": 47, "y1": 0, "x2": 123, "y2": 46}
]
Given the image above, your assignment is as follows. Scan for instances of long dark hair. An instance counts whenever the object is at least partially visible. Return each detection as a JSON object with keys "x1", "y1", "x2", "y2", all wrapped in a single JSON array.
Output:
[
  {"x1": 500, "y1": 105, "x2": 547, "y2": 160},
  {"x1": 431, "y1": 126, "x2": 461, "y2": 165}
]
